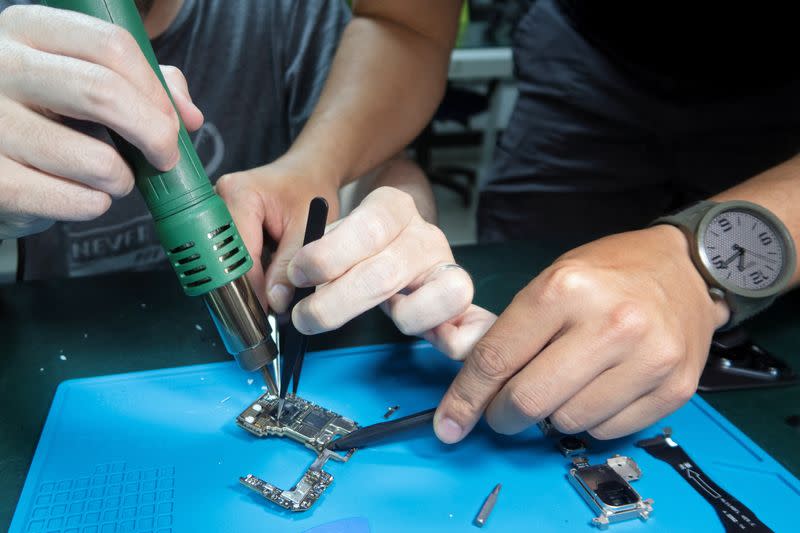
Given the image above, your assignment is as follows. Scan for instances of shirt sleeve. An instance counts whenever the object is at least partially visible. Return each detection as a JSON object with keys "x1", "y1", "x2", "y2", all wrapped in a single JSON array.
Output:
[{"x1": 278, "y1": 0, "x2": 351, "y2": 143}]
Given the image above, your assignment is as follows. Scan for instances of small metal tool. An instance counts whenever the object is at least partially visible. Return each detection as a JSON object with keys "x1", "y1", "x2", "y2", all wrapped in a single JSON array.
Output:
[
  {"x1": 277, "y1": 197, "x2": 329, "y2": 420},
  {"x1": 326, "y1": 407, "x2": 436, "y2": 451},
  {"x1": 474, "y1": 484, "x2": 501, "y2": 527}
]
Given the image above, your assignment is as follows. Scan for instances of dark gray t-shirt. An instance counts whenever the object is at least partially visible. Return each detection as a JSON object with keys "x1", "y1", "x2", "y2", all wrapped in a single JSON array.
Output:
[{"x1": 0, "y1": 0, "x2": 349, "y2": 279}]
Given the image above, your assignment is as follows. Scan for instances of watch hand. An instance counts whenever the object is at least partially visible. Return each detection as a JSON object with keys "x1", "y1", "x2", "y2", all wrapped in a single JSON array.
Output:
[
  {"x1": 737, "y1": 247, "x2": 778, "y2": 264},
  {"x1": 722, "y1": 248, "x2": 743, "y2": 267},
  {"x1": 737, "y1": 250, "x2": 746, "y2": 272}
]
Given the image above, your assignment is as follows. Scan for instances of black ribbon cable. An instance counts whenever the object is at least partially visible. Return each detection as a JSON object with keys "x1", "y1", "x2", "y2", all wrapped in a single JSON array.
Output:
[{"x1": 636, "y1": 430, "x2": 772, "y2": 532}]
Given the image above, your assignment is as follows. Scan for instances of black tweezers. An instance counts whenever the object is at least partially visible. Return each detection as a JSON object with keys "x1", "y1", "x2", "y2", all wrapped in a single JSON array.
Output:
[{"x1": 327, "y1": 407, "x2": 437, "y2": 451}]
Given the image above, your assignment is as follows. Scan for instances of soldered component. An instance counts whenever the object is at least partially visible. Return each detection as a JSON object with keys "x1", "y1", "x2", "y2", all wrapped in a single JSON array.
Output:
[
  {"x1": 240, "y1": 469, "x2": 331, "y2": 512},
  {"x1": 237, "y1": 393, "x2": 359, "y2": 512},
  {"x1": 474, "y1": 483, "x2": 501, "y2": 528},
  {"x1": 558, "y1": 435, "x2": 588, "y2": 457},
  {"x1": 567, "y1": 455, "x2": 653, "y2": 528},
  {"x1": 537, "y1": 417, "x2": 560, "y2": 437}
]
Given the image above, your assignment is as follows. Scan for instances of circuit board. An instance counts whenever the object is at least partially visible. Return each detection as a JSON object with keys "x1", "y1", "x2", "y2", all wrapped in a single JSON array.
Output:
[{"x1": 236, "y1": 393, "x2": 359, "y2": 512}]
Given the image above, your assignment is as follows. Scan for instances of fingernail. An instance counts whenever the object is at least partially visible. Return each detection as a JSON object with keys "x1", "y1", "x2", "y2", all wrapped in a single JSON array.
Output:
[
  {"x1": 287, "y1": 264, "x2": 309, "y2": 287},
  {"x1": 435, "y1": 416, "x2": 463, "y2": 444},
  {"x1": 291, "y1": 303, "x2": 314, "y2": 335},
  {"x1": 268, "y1": 284, "x2": 291, "y2": 313}
]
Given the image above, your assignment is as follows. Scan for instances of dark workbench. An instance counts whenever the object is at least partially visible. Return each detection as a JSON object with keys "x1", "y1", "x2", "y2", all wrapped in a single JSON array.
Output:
[{"x1": 1, "y1": 241, "x2": 798, "y2": 529}]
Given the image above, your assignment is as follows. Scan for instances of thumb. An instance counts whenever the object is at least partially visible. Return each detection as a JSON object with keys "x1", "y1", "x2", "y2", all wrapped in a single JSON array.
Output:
[
  {"x1": 159, "y1": 65, "x2": 204, "y2": 132},
  {"x1": 263, "y1": 218, "x2": 304, "y2": 313}
]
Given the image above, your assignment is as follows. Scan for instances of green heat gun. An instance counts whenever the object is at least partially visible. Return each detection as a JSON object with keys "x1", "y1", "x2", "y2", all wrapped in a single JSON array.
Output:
[{"x1": 44, "y1": 0, "x2": 280, "y2": 393}]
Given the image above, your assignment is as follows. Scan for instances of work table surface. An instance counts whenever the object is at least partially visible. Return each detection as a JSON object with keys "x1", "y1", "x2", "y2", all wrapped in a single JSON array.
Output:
[{"x1": 1, "y1": 241, "x2": 798, "y2": 529}]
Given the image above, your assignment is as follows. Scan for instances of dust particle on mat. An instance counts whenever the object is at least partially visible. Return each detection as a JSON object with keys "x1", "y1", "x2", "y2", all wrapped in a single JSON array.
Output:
[
  {"x1": 59, "y1": 355, "x2": 67, "y2": 361},
  {"x1": 83, "y1": 333, "x2": 88, "y2": 339},
  {"x1": 195, "y1": 324, "x2": 203, "y2": 331},
  {"x1": 140, "y1": 303, "x2": 147, "y2": 309},
  {"x1": 221, "y1": 396, "x2": 231, "y2": 404},
  {"x1": 247, "y1": 378, "x2": 254, "y2": 386},
  {"x1": 39, "y1": 368, "x2": 44, "y2": 372}
]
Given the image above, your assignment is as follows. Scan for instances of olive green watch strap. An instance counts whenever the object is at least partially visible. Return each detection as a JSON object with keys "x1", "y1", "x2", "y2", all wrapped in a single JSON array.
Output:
[{"x1": 651, "y1": 201, "x2": 774, "y2": 329}]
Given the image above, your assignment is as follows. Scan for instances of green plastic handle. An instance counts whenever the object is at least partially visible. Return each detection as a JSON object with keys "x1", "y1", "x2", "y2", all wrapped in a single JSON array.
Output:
[{"x1": 43, "y1": 0, "x2": 252, "y2": 296}]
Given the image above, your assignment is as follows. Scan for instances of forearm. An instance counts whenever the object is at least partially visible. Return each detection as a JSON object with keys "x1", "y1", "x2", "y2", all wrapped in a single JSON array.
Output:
[
  {"x1": 353, "y1": 155, "x2": 437, "y2": 224},
  {"x1": 281, "y1": 0, "x2": 462, "y2": 187},
  {"x1": 712, "y1": 153, "x2": 800, "y2": 286}
]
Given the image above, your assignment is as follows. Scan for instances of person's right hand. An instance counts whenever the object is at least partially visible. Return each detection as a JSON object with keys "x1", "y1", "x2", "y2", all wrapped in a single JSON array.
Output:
[{"x1": 0, "y1": 5, "x2": 203, "y2": 239}]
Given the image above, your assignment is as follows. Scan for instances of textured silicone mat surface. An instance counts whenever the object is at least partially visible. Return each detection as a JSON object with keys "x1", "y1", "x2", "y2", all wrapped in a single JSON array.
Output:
[{"x1": 10, "y1": 342, "x2": 800, "y2": 532}]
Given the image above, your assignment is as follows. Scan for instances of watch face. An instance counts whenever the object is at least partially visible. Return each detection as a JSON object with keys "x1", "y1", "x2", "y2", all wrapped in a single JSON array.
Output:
[{"x1": 701, "y1": 209, "x2": 785, "y2": 291}]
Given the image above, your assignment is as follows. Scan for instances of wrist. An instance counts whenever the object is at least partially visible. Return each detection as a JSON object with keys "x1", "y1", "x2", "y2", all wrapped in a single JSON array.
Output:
[
  {"x1": 275, "y1": 148, "x2": 346, "y2": 190},
  {"x1": 651, "y1": 224, "x2": 731, "y2": 328}
]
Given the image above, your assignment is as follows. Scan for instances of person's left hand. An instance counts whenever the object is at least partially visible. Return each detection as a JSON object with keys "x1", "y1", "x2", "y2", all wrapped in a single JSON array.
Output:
[
  {"x1": 216, "y1": 157, "x2": 340, "y2": 313},
  {"x1": 433, "y1": 225, "x2": 730, "y2": 444},
  {"x1": 287, "y1": 186, "x2": 496, "y2": 359}
]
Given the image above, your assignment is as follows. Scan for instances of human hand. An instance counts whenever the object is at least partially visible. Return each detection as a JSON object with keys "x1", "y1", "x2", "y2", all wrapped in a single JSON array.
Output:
[
  {"x1": 282, "y1": 186, "x2": 491, "y2": 358},
  {"x1": 215, "y1": 156, "x2": 341, "y2": 313},
  {"x1": 434, "y1": 225, "x2": 730, "y2": 443},
  {"x1": 0, "y1": 5, "x2": 203, "y2": 238}
]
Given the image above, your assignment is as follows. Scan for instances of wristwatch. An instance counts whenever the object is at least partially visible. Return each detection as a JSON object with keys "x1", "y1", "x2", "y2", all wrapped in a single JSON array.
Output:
[{"x1": 652, "y1": 200, "x2": 796, "y2": 329}]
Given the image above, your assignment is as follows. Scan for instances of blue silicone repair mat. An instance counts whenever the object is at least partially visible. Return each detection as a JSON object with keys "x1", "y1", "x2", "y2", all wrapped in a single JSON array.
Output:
[{"x1": 10, "y1": 342, "x2": 800, "y2": 533}]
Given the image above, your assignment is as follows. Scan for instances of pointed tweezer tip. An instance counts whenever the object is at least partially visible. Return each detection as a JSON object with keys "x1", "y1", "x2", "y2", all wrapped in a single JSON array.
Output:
[{"x1": 276, "y1": 398, "x2": 285, "y2": 422}]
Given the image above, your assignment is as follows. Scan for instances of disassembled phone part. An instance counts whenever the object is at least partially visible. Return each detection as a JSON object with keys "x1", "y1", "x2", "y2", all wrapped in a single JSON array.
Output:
[
  {"x1": 537, "y1": 417, "x2": 591, "y2": 457},
  {"x1": 558, "y1": 435, "x2": 588, "y2": 457},
  {"x1": 237, "y1": 393, "x2": 359, "y2": 512},
  {"x1": 568, "y1": 455, "x2": 653, "y2": 528},
  {"x1": 637, "y1": 428, "x2": 772, "y2": 532}
]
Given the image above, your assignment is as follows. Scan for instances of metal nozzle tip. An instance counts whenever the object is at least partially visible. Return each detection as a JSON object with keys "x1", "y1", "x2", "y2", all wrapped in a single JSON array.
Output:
[{"x1": 261, "y1": 366, "x2": 279, "y2": 396}]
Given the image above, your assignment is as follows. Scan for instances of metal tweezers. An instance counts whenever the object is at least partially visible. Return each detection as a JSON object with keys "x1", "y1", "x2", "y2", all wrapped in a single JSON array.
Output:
[{"x1": 277, "y1": 197, "x2": 328, "y2": 420}]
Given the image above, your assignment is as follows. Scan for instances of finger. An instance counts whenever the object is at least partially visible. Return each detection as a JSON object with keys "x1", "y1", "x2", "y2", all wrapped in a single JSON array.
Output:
[
  {"x1": 0, "y1": 97, "x2": 134, "y2": 197},
  {"x1": 422, "y1": 305, "x2": 497, "y2": 360},
  {"x1": 383, "y1": 265, "x2": 473, "y2": 336},
  {"x1": 3, "y1": 48, "x2": 179, "y2": 170},
  {"x1": 586, "y1": 374, "x2": 698, "y2": 440},
  {"x1": 216, "y1": 174, "x2": 268, "y2": 310},
  {"x1": 0, "y1": 212, "x2": 54, "y2": 239},
  {"x1": 0, "y1": 156, "x2": 111, "y2": 221},
  {"x1": 160, "y1": 65, "x2": 204, "y2": 132},
  {"x1": 433, "y1": 284, "x2": 568, "y2": 444},
  {"x1": 264, "y1": 217, "x2": 304, "y2": 313},
  {"x1": 287, "y1": 187, "x2": 418, "y2": 287},
  {"x1": 548, "y1": 362, "x2": 662, "y2": 435},
  {"x1": 291, "y1": 221, "x2": 451, "y2": 334},
  {"x1": 264, "y1": 217, "x2": 344, "y2": 312},
  {"x1": 480, "y1": 322, "x2": 619, "y2": 435},
  {"x1": 2, "y1": 6, "x2": 177, "y2": 120}
]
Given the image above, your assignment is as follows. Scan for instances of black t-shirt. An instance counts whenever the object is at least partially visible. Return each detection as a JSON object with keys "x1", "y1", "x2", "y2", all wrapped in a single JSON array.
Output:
[{"x1": 557, "y1": 0, "x2": 798, "y2": 97}]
